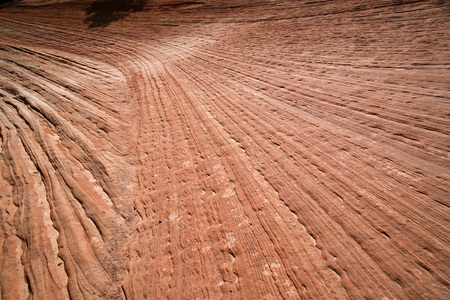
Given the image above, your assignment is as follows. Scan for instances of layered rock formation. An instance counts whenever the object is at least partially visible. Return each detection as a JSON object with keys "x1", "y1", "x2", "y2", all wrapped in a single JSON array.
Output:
[{"x1": 0, "y1": 0, "x2": 449, "y2": 299}]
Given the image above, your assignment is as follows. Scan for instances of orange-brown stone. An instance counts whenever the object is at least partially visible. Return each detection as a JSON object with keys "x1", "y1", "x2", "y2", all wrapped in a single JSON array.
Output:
[{"x1": 0, "y1": 1, "x2": 449, "y2": 299}]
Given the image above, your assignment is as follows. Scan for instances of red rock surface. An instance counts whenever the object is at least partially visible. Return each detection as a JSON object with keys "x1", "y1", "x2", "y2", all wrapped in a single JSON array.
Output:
[{"x1": 0, "y1": 0, "x2": 449, "y2": 299}]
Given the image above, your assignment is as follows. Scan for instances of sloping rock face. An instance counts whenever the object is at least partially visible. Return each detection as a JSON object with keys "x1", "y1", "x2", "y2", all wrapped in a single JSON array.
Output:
[{"x1": 0, "y1": 0, "x2": 449, "y2": 299}]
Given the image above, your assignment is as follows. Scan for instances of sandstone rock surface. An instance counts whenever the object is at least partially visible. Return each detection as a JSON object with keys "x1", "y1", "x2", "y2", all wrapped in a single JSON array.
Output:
[{"x1": 0, "y1": 0, "x2": 449, "y2": 299}]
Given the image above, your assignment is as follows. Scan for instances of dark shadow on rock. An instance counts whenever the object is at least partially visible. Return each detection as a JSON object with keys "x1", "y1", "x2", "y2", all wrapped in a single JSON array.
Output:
[
  {"x1": 84, "y1": 0, "x2": 146, "y2": 28},
  {"x1": 0, "y1": 0, "x2": 19, "y2": 8}
]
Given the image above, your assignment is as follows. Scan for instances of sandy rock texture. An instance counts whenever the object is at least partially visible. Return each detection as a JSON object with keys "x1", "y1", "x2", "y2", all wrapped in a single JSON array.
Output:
[{"x1": 0, "y1": 0, "x2": 449, "y2": 299}]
